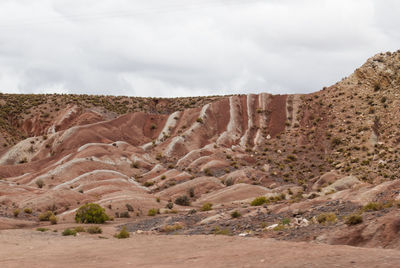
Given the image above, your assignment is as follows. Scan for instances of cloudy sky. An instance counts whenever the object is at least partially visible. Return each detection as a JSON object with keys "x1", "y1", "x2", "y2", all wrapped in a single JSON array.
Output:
[{"x1": 0, "y1": 0, "x2": 399, "y2": 97}]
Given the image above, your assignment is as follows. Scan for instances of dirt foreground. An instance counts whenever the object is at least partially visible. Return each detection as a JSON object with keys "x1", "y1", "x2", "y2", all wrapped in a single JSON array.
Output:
[{"x1": 1, "y1": 229, "x2": 399, "y2": 268}]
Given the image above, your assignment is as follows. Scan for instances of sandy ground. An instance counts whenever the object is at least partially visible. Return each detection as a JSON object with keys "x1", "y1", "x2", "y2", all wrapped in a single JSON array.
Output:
[{"x1": 1, "y1": 229, "x2": 399, "y2": 268}]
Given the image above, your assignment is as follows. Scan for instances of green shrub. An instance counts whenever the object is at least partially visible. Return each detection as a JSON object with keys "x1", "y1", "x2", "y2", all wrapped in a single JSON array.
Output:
[
  {"x1": 231, "y1": 211, "x2": 241, "y2": 218},
  {"x1": 148, "y1": 208, "x2": 159, "y2": 216},
  {"x1": 75, "y1": 203, "x2": 109, "y2": 224},
  {"x1": 24, "y1": 208, "x2": 32, "y2": 214},
  {"x1": 281, "y1": 218, "x2": 291, "y2": 225},
  {"x1": 62, "y1": 228, "x2": 77, "y2": 236},
  {"x1": 165, "y1": 202, "x2": 174, "y2": 209},
  {"x1": 346, "y1": 214, "x2": 363, "y2": 225},
  {"x1": 251, "y1": 196, "x2": 268, "y2": 206},
  {"x1": 39, "y1": 211, "x2": 54, "y2": 221},
  {"x1": 49, "y1": 215, "x2": 58, "y2": 225},
  {"x1": 115, "y1": 227, "x2": 130, "y2": 239},
  {"x1": 317, "y1": 213, "x2": 337, "y2": 224},
  {"x1": 201, "y1": 203, "x2": 213, "y2": 211},
  {"x1": 87, "y1": 226, "x2": 102, "y2": 234},
  {"x1": 13, "y1": 209, "x2": 20, "y2": 218},
  {"x1": 174, "y1": 195, "x2": 190, "y2": 206},
  {"x1": 36, "y1": 227, "x2": 49, "y2": 232}
]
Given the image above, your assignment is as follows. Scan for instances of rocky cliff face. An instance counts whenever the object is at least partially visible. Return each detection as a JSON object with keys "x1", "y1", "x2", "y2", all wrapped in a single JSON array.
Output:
[{"x1": 0, "y1": 51, "x2": 399, "y2": 249}]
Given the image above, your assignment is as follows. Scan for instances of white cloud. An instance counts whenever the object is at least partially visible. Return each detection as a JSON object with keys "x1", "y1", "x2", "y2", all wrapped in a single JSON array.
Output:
[{"x1": 0, "y1": 0, "x2": 398, "y2": 97}]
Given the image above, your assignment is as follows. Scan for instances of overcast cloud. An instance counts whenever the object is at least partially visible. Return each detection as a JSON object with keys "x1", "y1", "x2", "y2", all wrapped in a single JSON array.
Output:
[{"x1": 0, "y1": 0, "x2": 399, "y2": 97}]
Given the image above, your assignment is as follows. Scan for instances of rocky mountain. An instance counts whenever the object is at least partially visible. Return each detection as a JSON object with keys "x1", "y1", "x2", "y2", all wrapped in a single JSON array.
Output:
[{"x1": 0, "y1": 51, "x2": 399, "y2": 249}]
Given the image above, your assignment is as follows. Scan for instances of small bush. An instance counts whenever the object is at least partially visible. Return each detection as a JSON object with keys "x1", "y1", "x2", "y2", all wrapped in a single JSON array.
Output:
[
  {"x1": 143, "y1": 181, "x2": 154, "y2": 187},
  {"x1": 24, "y1": 208, "x2": 32, "y2": 214},
  {"x1": 317, "y1": 213, "x2": 337, "y2": 224},
  {"x1": 188, "y1": 187, "x2": 195, "y2": 198},
  {"x1": 346, "y1": 214, "x2": 363, "y2": 225},
  {"x1": 281, "y1": 218, "x2": 291, "y2": 225},
  {"x1": 119, "y1": 211, "x2": 130, "y2": 218},
  {"x1": 49, "y1": 215, "x2": 58, "y2": 225},
  {"x1": 73, "y1": 226, "x2": 86, "y2": 233},
  {"x1": 165, "y1": 202, "x2": 174, "y2": 209},
  {"x1": 115, "y1": 227, "x2": 130, "y2": 239},
  {"x1": 13, "y1": 209, "x2": 20, "y2": 218},
  {"x1": 39, "y1": 211, "x2": 54, "y2": 221},
  {"x1": 273, "y1": 224, "x2": 285, "y2": 231},
  {"x1": 148, "y1": 208, "x2": 159, "y2": 216},
  {"x1": 130, "y1": 162, "x2": 140, "y2": 169},
  {"x1": 87, "y1": 226, "x2": 102, "y2": 234},
  {"x1": 201, "y1": 203, "x2": 213, "y2": 211},
  {"x1": 75, "y1": 203, "x2": 109, "y2": 224},
  {"x1": 36, "y1": 227, "x2": 49, "y2": 232},
  {"x1": 224, "y1": 178, "x2": 234, "y2": 186},
  {"x1": 214, "y1": 226, "x2": 230, "y2": 235},
  {"x1": 62, "y1": 228, "x2": 77, "y2": 236},
  {"x1": 36, "y1": 179, "x2": 45, "y2": 188},
  {"x1": 161, "y1": 224, "x2": 183, "y2": 233},
  {"x1": 362, "y1": 202, "x2": 382, "y2": 212},
  {"x1": 331, "y1": 138, "x2": 341, "y2": 147},
  {"x1": 174, "y1": 195, "x2": 190, "y2": 206},
  {"x1": 231, "y1": 211, "x2": 241, "y2": 218},
  {"x1": 125, "y1": 204, "x2": 134, "y2": 212},
  {"x1": 251, "y1": 196, "x2": 268, "y2": 206}
]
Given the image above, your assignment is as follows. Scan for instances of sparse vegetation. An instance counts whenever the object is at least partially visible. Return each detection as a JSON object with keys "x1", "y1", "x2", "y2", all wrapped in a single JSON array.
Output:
[
  {"x1": 148, "y1": 208, "x2": 159, "y2": 216},
  {"x1": 13, "y1": 209, "x2": 20, "y2": 217},
  {"x1": 35, "y1": 179, "x2": 45, "y2": 188},
  {"x1": 362, "y1": 202, "x2": 383, "y2": 212},
  {"x1": 174, "y1": 195, "x2": 190, "y2": 206},
  {"x1": 160, "y1": 224, "x2": 183, "y2": 233},
  {"x1": 36, "y1": 227, "x2": 49, "y2": 232},
  {"x1": 251, "y1": 196, "x2": 267, "y2": 206},
  {"x1": 200, "y1": 203, "x2": 213, "y2": 211},
  {"x1": 49, "y1": 215, "x2": 58, "y2": 225},
  {"x1": 73, "y1": 226, "x2": 86, "y2": 233},
  {"x1": 166, "y1": 202, "x2": 174, "y2": 209},
  {"x1": 346, "y1": 214, "x2": 363, "y2": 225},
  {"x1": 62, "y1": 228, "x2": 77, "y2": 236},
  {"x1": 39, "y1": 211, "x2": 55, "y2": 221},
  {"x1": 316, "y1": 213, "x2": 337, "y2": 224},
  {"x1": 87, "y1": 226, "x2": 102, "y2": 234},
  {"x1": 115, "y1": 227, "x2": 130, "y2": 239},
  {"x1": 231, "y1": 210, "x2": 241, "y2": 218},
  {"x1": 23, "y1": 208, "x2": 32, "y2": 214},
  {"x1": 214, "y1": 226, "x2": 231, "y2": 235}
]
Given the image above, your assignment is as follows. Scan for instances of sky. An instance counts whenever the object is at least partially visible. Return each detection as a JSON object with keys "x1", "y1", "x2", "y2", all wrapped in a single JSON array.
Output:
[{"x1": 0, "y1": 0, "x2": 399, "y2": 97}]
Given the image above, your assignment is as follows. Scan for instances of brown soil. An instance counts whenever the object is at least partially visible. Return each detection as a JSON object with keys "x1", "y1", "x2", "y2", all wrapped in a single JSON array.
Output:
[{"x1": 1, "y1": 229, "x2": 399, "y2": 268}]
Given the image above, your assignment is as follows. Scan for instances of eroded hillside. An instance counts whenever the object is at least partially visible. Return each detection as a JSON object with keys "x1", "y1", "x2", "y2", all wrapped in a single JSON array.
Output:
[{"x1": 0, "y1": 51, "x2": 399, "y2": 249}]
